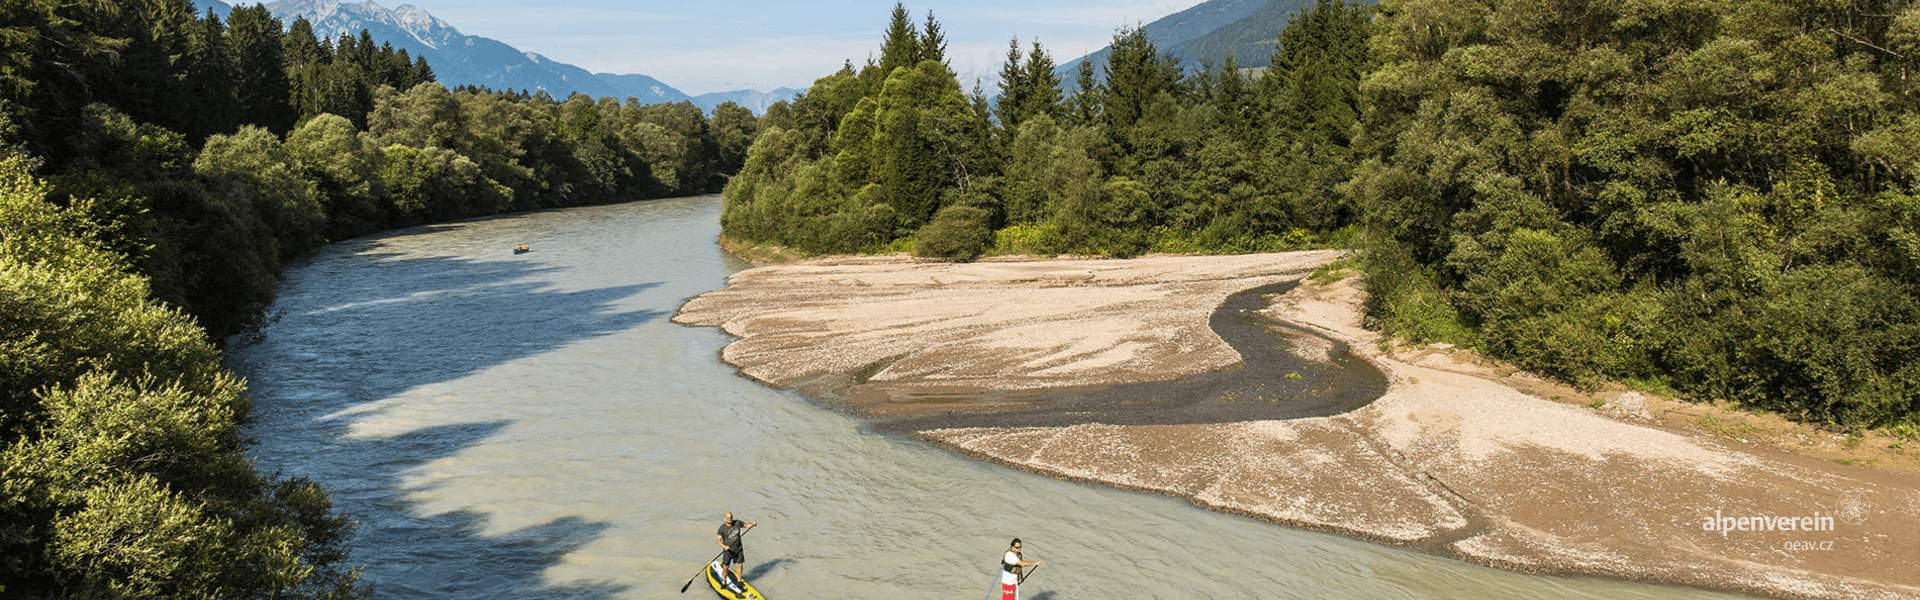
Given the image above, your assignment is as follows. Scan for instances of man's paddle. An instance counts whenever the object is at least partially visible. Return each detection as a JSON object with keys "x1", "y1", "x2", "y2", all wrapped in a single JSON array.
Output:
[
  {"x1": 1018, "y1": 563, "x2": 1040, "y2": 585},
  {"x1": 679, "y1": 549, "x2": 726, "y2": 594},
  {"x1": 1017, "y1": 543, "x2": 1041, "y2": 585}
]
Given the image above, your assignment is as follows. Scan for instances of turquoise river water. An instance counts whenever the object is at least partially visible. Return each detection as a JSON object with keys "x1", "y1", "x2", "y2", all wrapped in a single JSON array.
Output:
[{"x1": 226, "y1": 195, "x2": 1747, "y2": 599}]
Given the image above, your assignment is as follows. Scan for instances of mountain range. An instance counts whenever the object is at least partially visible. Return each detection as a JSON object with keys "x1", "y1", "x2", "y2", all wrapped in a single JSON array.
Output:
[
  {"x1": 191, "y1": 0, "x2": 797, "y2": 114},
  {"x1": 192, "y1": 0, "x2": 1340, "y2": 113},
  {"x1": 1057, "y1": 0, "x2": 1333, "y2": 89}
]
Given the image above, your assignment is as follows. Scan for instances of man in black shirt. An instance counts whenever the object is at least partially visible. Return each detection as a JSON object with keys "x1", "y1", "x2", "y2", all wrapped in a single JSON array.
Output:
[{"x1": 715, "y1": 511, "x2": 757, "y2": 581}]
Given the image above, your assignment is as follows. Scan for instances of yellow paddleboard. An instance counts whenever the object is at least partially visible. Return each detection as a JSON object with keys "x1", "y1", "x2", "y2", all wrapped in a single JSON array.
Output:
[{"x1": 705, "y1": 560, "x2": 764, "y2": 600}]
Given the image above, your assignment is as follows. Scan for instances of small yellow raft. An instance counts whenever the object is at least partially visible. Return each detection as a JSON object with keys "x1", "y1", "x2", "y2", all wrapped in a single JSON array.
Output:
[{"x1": 705, "y1": 560, "x2": 763, "y2": 600}]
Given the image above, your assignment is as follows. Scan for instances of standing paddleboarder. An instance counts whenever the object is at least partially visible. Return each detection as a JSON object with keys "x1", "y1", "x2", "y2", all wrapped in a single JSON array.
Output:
[
  {"x1": 716, "y1": 511, "x2": 757, "y2": 582},
  {"x1": 998, "y1": 538, "x2": 1042, "y2": 600}
]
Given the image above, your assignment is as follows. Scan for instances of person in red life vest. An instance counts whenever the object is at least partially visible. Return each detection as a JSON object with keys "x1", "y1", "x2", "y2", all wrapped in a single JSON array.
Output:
[{"x1": 999, "y1": 538, "x2": 1042, "y2": 600}]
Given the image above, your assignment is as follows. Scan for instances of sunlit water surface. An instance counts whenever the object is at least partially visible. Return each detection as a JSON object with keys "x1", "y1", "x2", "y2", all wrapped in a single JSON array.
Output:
[{"x1": 228, "y1": 195, "x2": 1745, "y2": 599}]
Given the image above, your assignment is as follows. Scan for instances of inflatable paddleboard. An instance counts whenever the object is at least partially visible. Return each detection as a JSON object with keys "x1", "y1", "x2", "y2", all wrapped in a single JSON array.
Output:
[{"x1": 706, "y1": 559, "x2": 763, "y2": 600}]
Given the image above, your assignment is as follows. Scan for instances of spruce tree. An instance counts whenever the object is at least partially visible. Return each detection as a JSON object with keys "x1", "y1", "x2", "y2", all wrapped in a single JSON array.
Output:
[
  {"x1": 919, "y1": 10, "x2": 948, "y2": 65},
  {"x1": 283, "y1": 16, "x2": 327, "y2": 124},
  {"x1": 1101, "y1": 24, "x2": 1180, "y2": 131},
  {"x1": 184, "y1": 9, "x2": 237, "y2": 141},
  {"x1": 995, "y1": 37, "x2": 1029, "y2": 129},
  {"x1": 1066, "y1": 58, "x2": 1102, "y2": 127},
  {"x1": 413, "y1": 56, "x2": 436, "y2": 86},
  {"x1": 226, "y1": 5, "x2": 294, "y2": 133},
  {"x1": 1021, "y1": 41, "x2": 1062, "y2": 123},
  {"x1": 878, "y1": 3, "x2": 920, "y2": 75}
]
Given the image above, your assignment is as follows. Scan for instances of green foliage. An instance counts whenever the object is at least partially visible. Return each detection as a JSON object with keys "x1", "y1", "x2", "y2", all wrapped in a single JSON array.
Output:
[
  {"x1": 287, "y1": 113, "x2": 386, "y2": 238},
  {"x1": 1352, "y1": 0, "x2": 1920, "y2": 426},
  {"x1": 197, "y1": 126, "x2": 326, "y2": 258},
  {"x1": 913, "y1": 204, "x2": 993, "y2": 261},
  {"x1": 0, "y1": 5, "x2": 751, "y2": 596},
  {"x1": 711, "y1": 101, "x2": 760, "y2": 176},
  {"x1": 227, "y1": 5, "x2": 296, "y2": 134},
  {"x1": 995, "y1": 38, "x2": 1063, "y2": 130},
  {"x1": 990, "y1": 222, "x2": 1055, "y2": 256},
  {"x1": 1358, "y1": 238, "x2": 1477, "y2": 347},
  {"x1": 378, "y1": 143, "x2": 509, "y2": 221},
  {"x1": 722, "y1": 2, "x2": 1375, "y2": 262},
  {"x1": 1102, "y1": 24, "x2": 1185, "y2": 133},
  {"x1": 0, "y1": 155, "x2": 359, "y2": 597}
]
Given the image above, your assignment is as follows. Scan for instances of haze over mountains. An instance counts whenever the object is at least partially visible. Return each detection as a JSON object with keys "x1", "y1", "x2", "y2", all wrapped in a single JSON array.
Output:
[
  {"x1": 1057, "y1": 0, "x2": 1348, "y2": 88},
  {"x1": 192, "y1": 0, "x2": 798, "y2": 113},
  {"x1": 191, "y1": 0, "x2": 1338, "y2": 112}
]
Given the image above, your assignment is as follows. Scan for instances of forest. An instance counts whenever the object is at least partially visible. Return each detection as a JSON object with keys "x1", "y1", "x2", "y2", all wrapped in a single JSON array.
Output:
[
  {"x1": 725, "y1": 0, "x2": 1919, "y2": 433},
  {"x1": 1, "y1": 0, "x2": 753, "y2": 596},
  {"x1": 1353, "y1": 0, "x2": 1920, "y2": 431},
  {"x1": 723, "y1": 1, "x2": 1372, "y2": 260}
]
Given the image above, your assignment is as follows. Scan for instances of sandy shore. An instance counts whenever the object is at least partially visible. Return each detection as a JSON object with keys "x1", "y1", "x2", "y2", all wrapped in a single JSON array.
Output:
[{"x1": 674, "y1": 251, "x2": 1920, "y2": 599}]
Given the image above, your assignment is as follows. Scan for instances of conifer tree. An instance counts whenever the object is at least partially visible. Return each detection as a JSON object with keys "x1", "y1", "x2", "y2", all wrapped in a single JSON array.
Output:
[
  {"x1": 1211, "y1": 50, "x2": 1254, "y2": 147},
  {"x1": 1101, "y1": 24, "x2": 1181, "y2": 132},
  {"x1": 995, "y1": 37, "x2": 1030, "y2": 129},
  {"x1": 284, "y1": 16, "x2": 328, "y2": 124},
  {"x1": 184, "y1": 9, "x2": 237, "y2": 141},
  {"x1": 996, "y1": 38, "x2": 1063, "y2": 131},
  {"x1": 919, "y1": 10, "x2": 948, "y2": 65},
  {"x1": 1021, "y1": 41, "x2": 1062, "y2": 122},
  {"x1": 412, "y1": 55, "x2": 436, "y2": 86},
  {"x1": 226, "y1": 5, "x2": 295, "y2": 134},
  {"x1": 878, "y1": 3, "x2": 921, "y2": 75},
  {"x1": 1065, "y1": 58, "x2": 1102, "y2": 126}
]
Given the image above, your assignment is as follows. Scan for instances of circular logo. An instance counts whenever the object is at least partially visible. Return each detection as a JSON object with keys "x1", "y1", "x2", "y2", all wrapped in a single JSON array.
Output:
[{"x1": 1837, "y1": 490, "x2": 1872, "y2": 526}]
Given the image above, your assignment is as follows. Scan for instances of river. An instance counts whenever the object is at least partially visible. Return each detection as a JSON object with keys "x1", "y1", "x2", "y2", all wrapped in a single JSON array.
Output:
[{"x1": 226, "y1": 195, "x2": 1743, "y2": 599}]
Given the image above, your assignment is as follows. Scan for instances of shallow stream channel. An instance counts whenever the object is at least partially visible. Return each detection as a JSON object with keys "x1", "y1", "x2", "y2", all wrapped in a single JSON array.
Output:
[{"x1": 227, "y1": 195, "x2": 1745, "y2": 599}]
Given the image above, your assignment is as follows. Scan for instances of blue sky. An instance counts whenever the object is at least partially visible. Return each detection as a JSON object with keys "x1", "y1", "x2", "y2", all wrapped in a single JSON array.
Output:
[{"x1": 393, "y1": 1, "x2": 1209, "y2": 94}]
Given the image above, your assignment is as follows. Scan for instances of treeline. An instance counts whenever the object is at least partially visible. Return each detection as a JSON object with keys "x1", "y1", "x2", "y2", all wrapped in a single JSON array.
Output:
[
  {"x1": 1, "y1": 0, "x2": 752, "y2": 596},
  {"x1": 1353, "y1": 0, "x2": 1920, "y2": 429},
  {"x1": 723, "y1": 1, "x2": 1371, "y2": 260},
  {"x1": 8, "y1": 1, "x2": 756, "y2": 338}
]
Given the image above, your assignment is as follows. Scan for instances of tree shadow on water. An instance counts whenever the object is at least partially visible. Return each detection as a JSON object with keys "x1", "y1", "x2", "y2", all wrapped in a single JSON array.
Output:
[
  {"x1": 298, "y1": 419, "x2": 629, "y2": 599},
  {"x1": 248, "y1": 248, "x2": 668, "y2": 398},
  {"x1": 233, "y1": 248, "x2": 668, "y2": 599}
]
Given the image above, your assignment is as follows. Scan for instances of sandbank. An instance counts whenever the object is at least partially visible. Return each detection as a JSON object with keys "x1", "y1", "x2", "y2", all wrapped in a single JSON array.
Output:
[{"x1": 673, "y1": 251, "x2": 1920, "y2": 599}]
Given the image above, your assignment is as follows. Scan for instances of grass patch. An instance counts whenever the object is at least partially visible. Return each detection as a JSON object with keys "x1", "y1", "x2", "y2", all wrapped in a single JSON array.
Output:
[
  {"x1": 1697, "y1": 414, "x2": 1755, "y2": 441},
  {"x1": 1309, "y1": 257, "x2": 1357, "y2": 285},
  {"x1": 719, "y1": 237, "x2": 810, "y2": 265}
]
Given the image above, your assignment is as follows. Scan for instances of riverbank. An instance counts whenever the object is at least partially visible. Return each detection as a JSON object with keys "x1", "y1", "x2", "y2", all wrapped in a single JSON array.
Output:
[{"x1": 673, "y1": 251, "x2": 1920, "y2": 599}]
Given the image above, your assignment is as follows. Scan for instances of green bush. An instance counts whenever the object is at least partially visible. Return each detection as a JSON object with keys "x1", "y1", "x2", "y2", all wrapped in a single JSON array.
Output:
[
  {"x1": 913, "y1": 204, "x2": 993, "y2": 261},
  {"x1": 1357, "y1": 239, "x2": 1477, "y2": 348},
  {"x1": 991, "y1": 222, "x2": 1055, "y2": 256}
]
